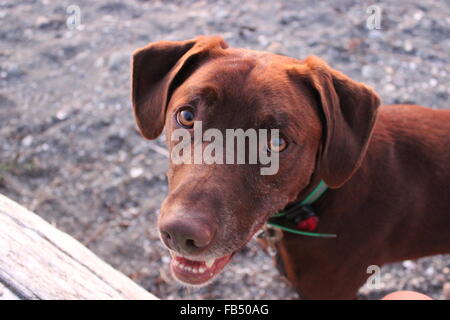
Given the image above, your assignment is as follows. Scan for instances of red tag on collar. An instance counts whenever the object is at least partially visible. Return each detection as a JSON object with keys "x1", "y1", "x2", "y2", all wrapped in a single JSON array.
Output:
[{"x1": 296, "y1": 215, "x2": 319, "y2": 231}]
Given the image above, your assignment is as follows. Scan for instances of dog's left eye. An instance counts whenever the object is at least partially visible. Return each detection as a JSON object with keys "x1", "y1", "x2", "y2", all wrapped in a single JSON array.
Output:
[
  {"x1": 176, "y1": 108, "x2": 195, "y2": 128},
  {"x1": 268, "y1": 136, "x2": 288, "y2": 152}
]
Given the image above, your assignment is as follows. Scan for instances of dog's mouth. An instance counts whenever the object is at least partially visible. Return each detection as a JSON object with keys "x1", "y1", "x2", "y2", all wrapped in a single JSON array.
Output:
[
  {"x1": 166, "y1": 216, "x2": 270, "y2": 286},
  {"x1": 170, "y1": 252, "x2": 235, "y2": 285}
]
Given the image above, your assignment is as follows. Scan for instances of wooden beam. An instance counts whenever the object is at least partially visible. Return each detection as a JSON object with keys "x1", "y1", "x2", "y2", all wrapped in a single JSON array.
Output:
[
  {"x1": 0, "y1": 194, "x2": 158, "y2": 300},
  {"x1": 0, "y1": 282, "x2": 19, "y2": 300}
]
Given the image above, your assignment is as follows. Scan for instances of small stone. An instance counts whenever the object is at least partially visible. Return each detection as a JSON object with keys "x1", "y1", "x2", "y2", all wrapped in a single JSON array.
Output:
[
  {"x1": 413, "y1": 11, "x2": 424, "y2": 21},
  {"x1": 36, "y1": 16, "x2": 50, "y2": 28},
  {"x1": 429, "y1": 78, "x2": 438, "y2": 87},
  {"x1": 257, "y1": 35, "x2": 269, "y2": 47},
  {"x1": 36, "y1": 16, "x2": 64, "y2": 30},
  {"x1": 361, "y1": 65, "x2": 374, "y2": 78},
  {"x1": 21, "y1": 135, "x2": 33, "y2": 147},
  {"x1": 161, "y1": 256, "x2": 170, "y2": 264},
  {"x1": 130, "y1": 167, "x2": 144, "y2": 178},
  {"x1": 402, "y1": 260, "x2": 416, "y2": 270},
  {"x1": 55, "y1": 110, "x2": 68, "y2": 121},
  {"x1": 385, "y1": 83, "x2": 396, "y2": 92},
  {"x1": 403, "y1": 41, "x2": 413, "y2": 52},
  {"x1": 104, "y1": 135, "x2": 125, "y2": 154},
  {"x1": 6, "y1": 64, "x2": 24, "y2": 78},
  {"x1": 385, "y1": 66, "x2": 394, "y2": 74},
  {"x1": 267, "y1": 42, "x2": 282, "y2": 53},
  {"x1": 119, "y1": 220, "x2": 131, "y2": 228},
  {"x1": 108, "y1": 51, "x2": 130, "y2": 71},
  {"x1": 94, "y1": 57, "x2": 105, "y2": 68},
  {"x1": 408, "y1": 63, "x2": 417, "y2": 70},
  {"x1": 425, "y1": 267, "x2": 435, "y2": 276},
  {"x1": 368, "y1": 30, "x2": 383, "y2": 40},
  {"x1": 24, "y1": 29, "x2": 34, "y2": 38},
  {"x1": 215, "y1": 10, "x2": 229, "y2": 19},
  {"x1": 122, "y1": 207, "x2": 139, "y2": 219}
]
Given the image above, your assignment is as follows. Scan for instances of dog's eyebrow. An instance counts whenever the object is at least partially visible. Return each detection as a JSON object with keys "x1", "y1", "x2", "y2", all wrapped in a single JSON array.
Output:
[
  {"x1": 258, "y1": 112, "x2": 303, "y2": 144},
  {"x1": 259, "y1": 112, "x2": 289, "y2": 129},
  {"x1": 185, "y1": 86, "x2": 219, "y2": 104}
]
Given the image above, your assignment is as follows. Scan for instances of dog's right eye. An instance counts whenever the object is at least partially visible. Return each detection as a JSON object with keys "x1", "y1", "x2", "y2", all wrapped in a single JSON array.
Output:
[
  {"x1": 176, "y1": 108, "x2": 195, "y2": 128},
  {"x1": 267, "y1": 136, "x2": 288, "y2": 153}
]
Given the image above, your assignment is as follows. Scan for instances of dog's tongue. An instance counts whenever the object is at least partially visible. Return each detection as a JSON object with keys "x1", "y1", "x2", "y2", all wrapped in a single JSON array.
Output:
[{"x1": 170, "y1": 254, "x2": 232, "y2": 285}]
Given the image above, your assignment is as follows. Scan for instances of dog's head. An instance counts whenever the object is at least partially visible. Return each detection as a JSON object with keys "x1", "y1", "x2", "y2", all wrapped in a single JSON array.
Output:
[{"x1": 131, "y1": 35, "x2": 380, "y2": 285}]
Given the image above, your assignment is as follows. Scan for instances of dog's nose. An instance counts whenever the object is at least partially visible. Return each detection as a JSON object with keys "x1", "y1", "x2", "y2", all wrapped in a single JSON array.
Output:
[{"x1": 159, "y1": 218, "x2": 214, "y2": 255}]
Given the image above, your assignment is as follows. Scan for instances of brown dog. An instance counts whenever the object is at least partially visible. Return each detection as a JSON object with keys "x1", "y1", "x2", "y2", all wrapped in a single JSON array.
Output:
[{"x1": 131, "y1": 35, "x2": 450, "y2": 299}]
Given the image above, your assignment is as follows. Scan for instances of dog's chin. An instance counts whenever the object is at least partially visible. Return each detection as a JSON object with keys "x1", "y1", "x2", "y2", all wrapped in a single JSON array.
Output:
[{"x1": 169, "y1": 252, "x2": 235, "y2": 286}]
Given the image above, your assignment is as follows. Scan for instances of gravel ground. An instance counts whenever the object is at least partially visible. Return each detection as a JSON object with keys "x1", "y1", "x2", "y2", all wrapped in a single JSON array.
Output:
[{"x1": 0, "y1": 0, "x2": 449, "y2": 300}]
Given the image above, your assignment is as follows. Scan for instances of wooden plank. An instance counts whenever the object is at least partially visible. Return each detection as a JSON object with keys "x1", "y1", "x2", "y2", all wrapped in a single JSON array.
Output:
[
  {"x1": 0, "y1": 282, "x2": 19, "y2": 300},
  {"x1": 0, "y1": 194, "x2": 158, "y2": 300}
]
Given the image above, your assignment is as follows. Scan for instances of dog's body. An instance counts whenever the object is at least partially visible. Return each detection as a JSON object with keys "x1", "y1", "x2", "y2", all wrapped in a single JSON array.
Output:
[
  {"x1": 277, "y1": 104, "x2": 450, "y2": 299},
  {"x1": 131, "y1": 36, "x2": 450, "y2": 299}
]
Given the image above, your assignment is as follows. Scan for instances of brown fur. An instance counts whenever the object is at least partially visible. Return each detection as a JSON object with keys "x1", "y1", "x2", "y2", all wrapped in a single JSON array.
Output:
[{"x1": 131, "y1": 36, "x2": 450, "y2": 299}]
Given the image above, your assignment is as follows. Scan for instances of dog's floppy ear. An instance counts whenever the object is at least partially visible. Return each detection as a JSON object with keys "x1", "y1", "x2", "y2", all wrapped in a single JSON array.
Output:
[
  {"x1": 289, "y1": 56, "x2": 380, "y2": 188},
  {"x1": 131, "y1": 36, "x2": 228, "y2": 139}
]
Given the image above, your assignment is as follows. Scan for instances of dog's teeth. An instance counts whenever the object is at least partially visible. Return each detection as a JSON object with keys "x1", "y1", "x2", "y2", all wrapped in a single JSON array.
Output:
[
  {"x1": 205, "y1": 259, "x2": 215, "y2": 268},
  {"x1": 198, "y1": 267, "x2": 206, "y2": 273}
]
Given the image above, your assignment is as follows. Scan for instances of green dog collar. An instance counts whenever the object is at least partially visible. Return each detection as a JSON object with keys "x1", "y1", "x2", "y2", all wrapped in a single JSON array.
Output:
[{"x1": 268, "y1": 180, "x2": 337, "y2": 238}]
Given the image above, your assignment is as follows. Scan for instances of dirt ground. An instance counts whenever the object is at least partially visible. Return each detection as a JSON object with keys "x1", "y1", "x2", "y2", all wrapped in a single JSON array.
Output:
[{"x1": 0, "y1": 0, "x2": 449, "y2": 299}]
